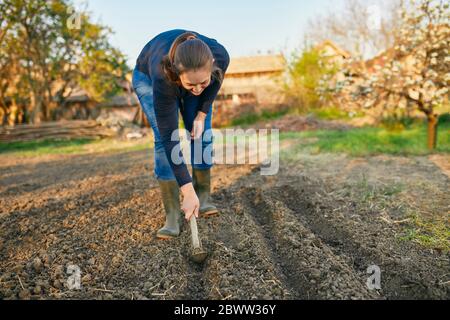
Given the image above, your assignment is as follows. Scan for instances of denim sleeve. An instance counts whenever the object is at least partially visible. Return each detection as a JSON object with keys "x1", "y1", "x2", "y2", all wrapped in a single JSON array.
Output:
[{"x1": 153, "y1": 79, "x2": 192, "y2": 187}]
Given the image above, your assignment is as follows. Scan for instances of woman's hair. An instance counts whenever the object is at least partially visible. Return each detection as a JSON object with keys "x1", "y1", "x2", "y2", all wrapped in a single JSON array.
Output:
[{"x1": 161, "y1": 32, "x2": 224, "y2": 86}]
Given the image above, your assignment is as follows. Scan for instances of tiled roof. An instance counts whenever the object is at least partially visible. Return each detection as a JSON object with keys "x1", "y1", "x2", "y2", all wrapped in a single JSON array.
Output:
[{"x1": 226, "y1": 54, "x2": 286, "y2": 75}]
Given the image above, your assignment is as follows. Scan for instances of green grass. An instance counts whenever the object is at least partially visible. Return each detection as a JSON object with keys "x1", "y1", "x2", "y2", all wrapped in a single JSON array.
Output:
[
  {"x1": 230, "y1": 109, "x2": 290, "y2": 127},
  {"x1": 281, "y1": 121, "x2": 450, "y2": 156},
  {"x1": 287, "y1": 105, "x2": 365, "y2": 120},
  {"x1": 399, "y1": 212, "x2": 450, "y2": 251},
  {"x1": 311, "y1": 106, "x2": 363, "y2": 120},
  {"x1": 0, "y1": 139, "x2": 96, "y2": 155},
  {"x1": 229, "y1": 105, "x2": 355, "y2": 126},
  {"x1": 0, "y1": 138, "x2": 150, "y2": 157}
]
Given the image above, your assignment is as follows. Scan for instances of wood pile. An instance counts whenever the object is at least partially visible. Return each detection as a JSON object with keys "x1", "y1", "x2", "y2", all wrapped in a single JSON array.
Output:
[{"x1": 0, "y1": 120, "x2": 116, "y2": 143}]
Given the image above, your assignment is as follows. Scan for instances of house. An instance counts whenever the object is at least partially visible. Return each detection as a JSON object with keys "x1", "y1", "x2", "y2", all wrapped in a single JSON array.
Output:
[
  {"x1": 313, "y1": 40, "x2": 352, "y2": 85},
  {"x1": 62, "y1": 78, "x2": 140, "y2": 123},
  {"x1": 315, "y1": 40, "x2": 351, "y2": 66},
  {"x1": 214, "y1": 54, "x2": 287, "y2": 126},
  {"x1": 218, "y1": 54, "x2": 286, "y2": 107}
]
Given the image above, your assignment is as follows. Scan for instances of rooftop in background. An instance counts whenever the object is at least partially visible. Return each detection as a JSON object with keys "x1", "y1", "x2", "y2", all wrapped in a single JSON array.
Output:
[
  {"x1": 315, "y1": 40, "x2": 352, "y2": 60},
  {"x1": 226, "y1": 54, "x2": 286, "y2": 76}
]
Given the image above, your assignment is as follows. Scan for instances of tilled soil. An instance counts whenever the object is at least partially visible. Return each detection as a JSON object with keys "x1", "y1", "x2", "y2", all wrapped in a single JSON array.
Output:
[{"x1": 0, "y1": 146, "x2": 448, "y2": 300}]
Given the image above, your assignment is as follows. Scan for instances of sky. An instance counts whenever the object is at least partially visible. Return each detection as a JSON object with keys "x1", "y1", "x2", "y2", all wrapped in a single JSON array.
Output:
[{"x1": 73, "y1": 0, "x2": 348, "y2": 67}]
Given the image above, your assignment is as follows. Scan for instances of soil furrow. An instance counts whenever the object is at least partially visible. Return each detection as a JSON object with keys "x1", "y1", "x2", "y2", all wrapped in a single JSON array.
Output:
[
  {"x1": 270, "y1": 180, "x2": 449, "y2": 299},
  {"x1": 239, "y1": 186, "x2": 376, "y2": 299}
]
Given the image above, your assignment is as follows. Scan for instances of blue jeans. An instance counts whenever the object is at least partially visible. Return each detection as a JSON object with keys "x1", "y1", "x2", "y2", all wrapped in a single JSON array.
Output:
[{"x1": 132, "y1": 68, "x2": 214, "y2": 181}]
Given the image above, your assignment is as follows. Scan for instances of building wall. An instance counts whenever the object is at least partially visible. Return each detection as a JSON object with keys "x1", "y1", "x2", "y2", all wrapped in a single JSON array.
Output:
[
  {"x1": 212, "y1": 71, "x2": 286, "y2": 127},
  {"x1": 219, "y1": 71, "x2": 285, "y2": 106},
  {"x1": 97, "y1": 106, "x2": 138, "y2": 122}
]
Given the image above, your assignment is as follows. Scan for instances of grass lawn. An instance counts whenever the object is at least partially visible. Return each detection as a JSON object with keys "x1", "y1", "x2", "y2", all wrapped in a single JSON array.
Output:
[
  {"x1": 229, "y1": 109, "x2": 290, "y2": 127},
  {"x1": 280, "y1": 121, "x2": 450, "y2": 156},
  {"x1": 0, "y1": 138, "x2": 150, "y2": 157}
]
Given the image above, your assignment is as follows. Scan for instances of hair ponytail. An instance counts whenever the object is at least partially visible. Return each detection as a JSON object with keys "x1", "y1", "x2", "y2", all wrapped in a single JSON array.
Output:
[{"x1": 161, "y1": 32, "x2": 224, "y2": 86}]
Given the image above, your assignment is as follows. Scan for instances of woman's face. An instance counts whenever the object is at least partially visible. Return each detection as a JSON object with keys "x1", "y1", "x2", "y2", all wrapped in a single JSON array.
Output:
[{"x1": 179, "y1": 66, "x2": 212, "y2": 96}]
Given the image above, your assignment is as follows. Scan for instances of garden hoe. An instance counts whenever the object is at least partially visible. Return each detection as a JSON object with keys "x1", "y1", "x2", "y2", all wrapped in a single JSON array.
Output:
[{"x1": 189, "y1": 215, "x2": 208, "y2": 264}]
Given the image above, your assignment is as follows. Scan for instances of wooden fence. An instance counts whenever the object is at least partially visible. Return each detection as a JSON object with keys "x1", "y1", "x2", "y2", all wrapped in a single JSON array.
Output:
[{"x1": 0, "y1": 120, "x2": 116, "y2": 143}]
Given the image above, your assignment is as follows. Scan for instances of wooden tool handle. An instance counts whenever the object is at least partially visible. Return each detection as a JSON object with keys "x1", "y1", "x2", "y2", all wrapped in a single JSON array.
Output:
[{"x1": 189, "y1": 215, "x2": 201, "y2": 249}]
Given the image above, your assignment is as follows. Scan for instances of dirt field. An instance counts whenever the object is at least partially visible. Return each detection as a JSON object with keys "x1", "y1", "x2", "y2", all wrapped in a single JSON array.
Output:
[{"x1": 0, "y1": 139, "x2": 449, "y2": 300}]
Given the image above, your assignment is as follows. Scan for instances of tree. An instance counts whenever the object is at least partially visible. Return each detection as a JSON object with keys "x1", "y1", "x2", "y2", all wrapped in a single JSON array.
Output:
[
  {"x1": 284, "y1": 47, "x2": 338, "y2": 112},
  {"x1": 321, "y1": 0, "x2": 449, "y2": 150},
  {"x1": 0, "y1": 0, "x2": 129, "y2": 125},
  {"x1": 307, "y1": 0, "x2": 402, "y2": 59}
]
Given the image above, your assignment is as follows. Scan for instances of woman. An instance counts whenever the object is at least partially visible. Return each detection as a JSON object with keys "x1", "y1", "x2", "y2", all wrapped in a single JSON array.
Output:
[{"x1": 132, "y1": 30, "x2": 230, "y2": 239}]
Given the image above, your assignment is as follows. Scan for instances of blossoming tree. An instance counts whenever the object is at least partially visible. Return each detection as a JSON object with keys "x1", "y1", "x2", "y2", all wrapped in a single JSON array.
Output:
[{"x1": 321, "y1": 0, "x2": 449, "y2": 149}]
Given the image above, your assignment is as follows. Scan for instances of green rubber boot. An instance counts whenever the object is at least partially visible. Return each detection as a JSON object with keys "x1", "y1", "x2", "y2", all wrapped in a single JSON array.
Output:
[
  {"x1": 156, "y1": 179, "x2": 184, "y2": 239},
  {"x1": 193, "y1": 168, "x2": 219, "y2": 217}
]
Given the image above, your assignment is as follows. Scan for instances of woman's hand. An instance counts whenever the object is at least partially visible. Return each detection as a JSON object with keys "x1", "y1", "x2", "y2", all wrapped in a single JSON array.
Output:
[
  {"x1": 191, "y1": 111, "x2": 207, "y2": 140},
  {"x1": 180, "y1": 183, "x2": 200, "y2": 221}
]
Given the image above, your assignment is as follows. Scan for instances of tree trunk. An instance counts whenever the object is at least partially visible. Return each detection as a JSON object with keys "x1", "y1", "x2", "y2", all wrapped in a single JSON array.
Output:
[
  {"x1": 43, "y1": 101, "x2": 50, "y2": 121},
  {"x1": 0, "y1": 106, "x2": 6, "y2": 126},
  {"x1": 427, "y1": 114, "x2": 438, "y2": 151},
  {"x1": 30, "y1": 93, "x2": 43, "y2": 124},
  {"x1": 7, "y1": 98, "x2": 18, "y2": 126}
]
